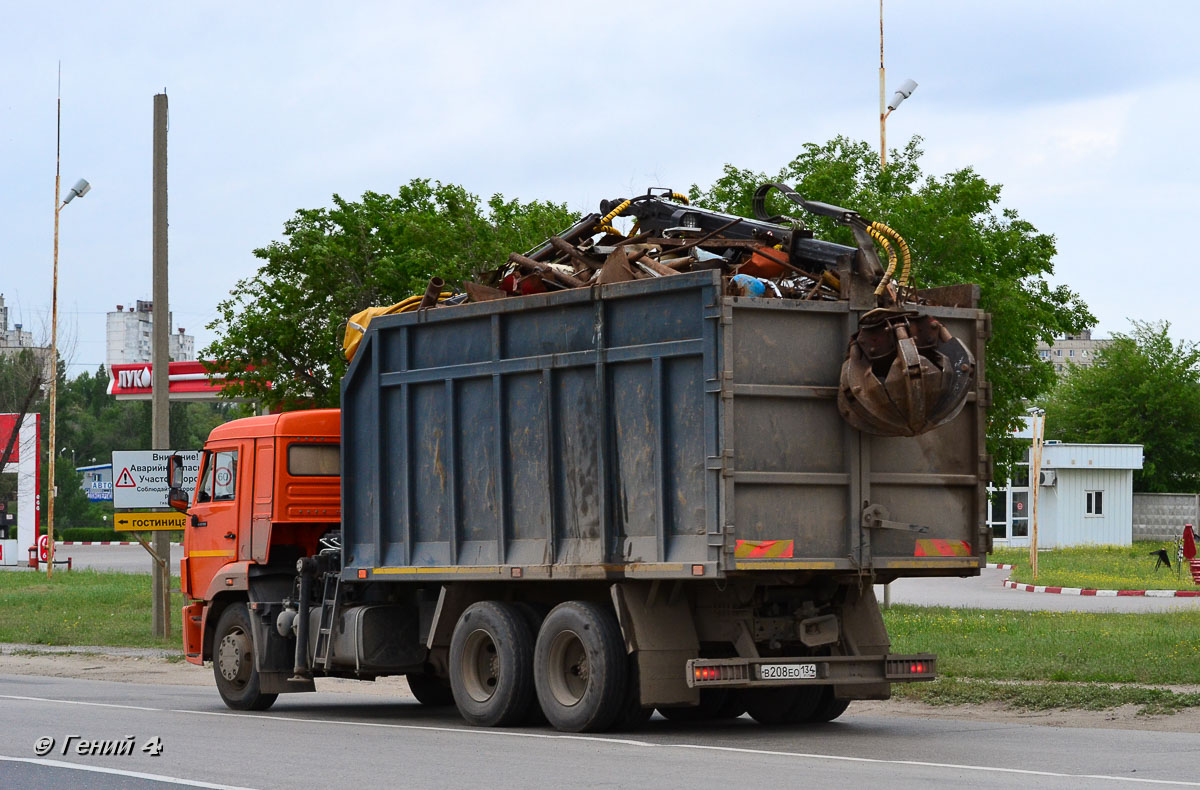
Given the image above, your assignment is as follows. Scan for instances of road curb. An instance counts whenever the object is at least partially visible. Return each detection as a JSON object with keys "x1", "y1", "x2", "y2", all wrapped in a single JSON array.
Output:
[
  {"x1": 0, "y1": 642, "x2": 176, "y2": 659},
  {"x1": 986, "y1": 563, "x2": 1015, "y2": 570},
  {"x1": 56, "y1": 541, "x2": 182, "y2": 546},
  {"x1": 1003, "y1": 578, "x2": 1200, "y2": 597}
]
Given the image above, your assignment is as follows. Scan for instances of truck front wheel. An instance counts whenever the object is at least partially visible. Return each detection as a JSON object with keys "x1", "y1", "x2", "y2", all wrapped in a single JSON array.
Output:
[
  {"x1": 213, "y1": 603, "x2": 278, "y2": 711},
  {"x1": 534, "y1": 601, "x2": 627, "y2": 733},
  {"x1": 449, "y1": 601, "x2": 536, "y2": 727}
]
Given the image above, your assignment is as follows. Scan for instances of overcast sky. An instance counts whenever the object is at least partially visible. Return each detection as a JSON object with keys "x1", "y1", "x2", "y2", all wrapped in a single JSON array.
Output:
[{"x1": 2, "y1": 1, "x2": 1197, "y2": 375}]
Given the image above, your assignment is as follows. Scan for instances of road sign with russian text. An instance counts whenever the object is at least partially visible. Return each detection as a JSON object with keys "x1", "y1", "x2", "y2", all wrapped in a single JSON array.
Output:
[{"x1": 111, "y1": 450, "x2": 200, "y2": 510}]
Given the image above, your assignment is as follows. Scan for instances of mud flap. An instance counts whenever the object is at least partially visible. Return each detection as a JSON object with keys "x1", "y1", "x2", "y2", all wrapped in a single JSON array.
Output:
[
  {"x1": 834, "y1": 583, "x2": 891, "y2": 701},
  {"x1": 611, "y1": 582, "x2": 700, "y2": 707}
]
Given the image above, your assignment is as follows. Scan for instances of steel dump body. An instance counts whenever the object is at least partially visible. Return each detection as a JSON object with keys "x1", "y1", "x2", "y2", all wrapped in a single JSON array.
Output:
[{"x1": 341, "y1": 270, "x2": 987, "y2": 582}]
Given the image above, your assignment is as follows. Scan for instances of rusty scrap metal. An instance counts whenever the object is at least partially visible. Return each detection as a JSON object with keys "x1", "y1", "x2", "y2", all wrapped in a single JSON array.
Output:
[
  {"x1": 353, "y1": 183, "x2": 980, "y2": 439},
  {"x1": 418, "y1": 277, "x2": 445, "y2": 309}
]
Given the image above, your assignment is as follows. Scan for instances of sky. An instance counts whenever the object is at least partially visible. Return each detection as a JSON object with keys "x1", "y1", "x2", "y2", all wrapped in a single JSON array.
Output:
[{"x1": 2, "y1": 0, "x2": 1198, "y2": 376}]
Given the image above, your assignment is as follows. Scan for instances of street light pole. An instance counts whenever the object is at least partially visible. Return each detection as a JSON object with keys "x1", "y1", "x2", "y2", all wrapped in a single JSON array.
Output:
[
  {"x1": 878, "y1": 2, "x2": 917, "y2": 172},
  {"x1": 47, "y1": 64, "x2": 90, "y2": 577},
  {"x1": 48, "y1": 74, "x2": 61, "y2": 578},
  {"x1": 879, "y1": 0, "x2": 887, "y2": 170}
]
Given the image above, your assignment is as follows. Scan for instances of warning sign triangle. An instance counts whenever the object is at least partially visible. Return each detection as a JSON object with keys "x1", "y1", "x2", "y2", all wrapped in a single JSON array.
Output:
[{"x1": 115, "y1": 467, "x2": 137, "y2": 488}]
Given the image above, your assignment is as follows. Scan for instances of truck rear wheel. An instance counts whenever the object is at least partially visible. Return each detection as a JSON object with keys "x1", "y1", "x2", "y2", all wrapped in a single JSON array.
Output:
[
  {"x1": 213, "y1": 603, "x2": 278, "y2": 711},
  {"x1": 807, "y1": 687, "x2": 851, "y2": 723},
  {"x1": 449, "y1": 601, "x2": 536, "y2": 727},
  {"x1": 406, "y1": 672, "x2": 454, "y2": 707},
  {"x1": 746, "y1": 686, "x2": 824, "y2": 725},
  {"x1": 658, "y1": 689, "x2": 733, "y2": 722},
  {"x1": 534, "y1": 601, "x2": 627, "y2": 733}
]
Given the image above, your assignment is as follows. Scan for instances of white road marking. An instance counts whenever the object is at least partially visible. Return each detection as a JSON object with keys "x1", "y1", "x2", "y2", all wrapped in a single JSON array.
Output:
[
  {"x1": 0, "y1": 754, "x2": 259, "y2": 789},
  {"x1": 3, "y1": 693, "x2": 1199, "y2": 787},
  {"x1": 673, "y1": 744, "x2": 1200, "y2": 786}
]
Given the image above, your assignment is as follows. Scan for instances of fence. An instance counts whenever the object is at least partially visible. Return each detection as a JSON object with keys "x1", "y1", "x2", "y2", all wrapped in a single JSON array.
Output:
[{"x1": 1132, "y1": 493, "x2": 1199, "y2": 541}]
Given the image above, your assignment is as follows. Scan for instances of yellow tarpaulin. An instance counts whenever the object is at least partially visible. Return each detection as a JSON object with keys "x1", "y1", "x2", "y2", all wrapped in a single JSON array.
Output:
[{"x1": 343, "y1": 293, "x2": 451, "y2": 361}]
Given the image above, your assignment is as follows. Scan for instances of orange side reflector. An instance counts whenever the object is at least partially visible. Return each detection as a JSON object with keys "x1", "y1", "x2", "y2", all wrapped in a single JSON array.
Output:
[
  {"x1": 511, "y1": 567, "x2": 523, "y2": 578},
  {"x1": 734, "y1": 540, "x2": 795, "y2": 559},
  {"x1": 357, "y1": 569, "x2": 368, "y2": 579},
  {"x1": 914, "y1": 539, "x2": 972, "y2": 557},
  {"x1": 691, "y1": 565, "x2": 705, "y2": 576}
]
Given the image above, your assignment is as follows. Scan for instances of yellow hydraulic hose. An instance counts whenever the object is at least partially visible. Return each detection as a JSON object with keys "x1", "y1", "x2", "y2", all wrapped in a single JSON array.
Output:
[
  {"x1": 871, "y1": 222, "x2": 912, "y2": 286},
  {"x1": 597, "y1": 199, "x2": 632, "y2": 229},
  {"x1": 867, "y1": 227, "x2": 898, "y2": 295}
]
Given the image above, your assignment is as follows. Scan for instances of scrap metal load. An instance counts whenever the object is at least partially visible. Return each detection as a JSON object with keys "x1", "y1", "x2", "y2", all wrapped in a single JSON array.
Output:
[{"x1": 344, "y1": 183, "x2": 976, "y2": 437}]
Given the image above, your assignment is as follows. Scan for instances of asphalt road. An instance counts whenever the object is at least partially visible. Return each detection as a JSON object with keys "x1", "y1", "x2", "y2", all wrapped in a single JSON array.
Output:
[
  {"x1": 1, "y1": 674, "x2": 1197, "y2": 790},
  {"x1": 876, "y1": 567, "x2": 1200, "y2": 612},
  {"x1": 40, "y1": 543, "x2": 185, "y2": 574}
]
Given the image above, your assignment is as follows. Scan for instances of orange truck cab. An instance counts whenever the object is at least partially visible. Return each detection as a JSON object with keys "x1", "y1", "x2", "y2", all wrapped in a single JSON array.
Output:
[{"x1": 178, "y1": 409, "x2": 339, "y2": 691}]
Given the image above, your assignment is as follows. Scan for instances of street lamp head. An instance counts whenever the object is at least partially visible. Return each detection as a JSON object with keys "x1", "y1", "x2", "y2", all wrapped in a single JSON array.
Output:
[
  {"x1": 887, "y1": 79, "x2": 918, "y2": 111},
  {"x1": 62, "y1": 178, "x2": 91, "y2": 204}
]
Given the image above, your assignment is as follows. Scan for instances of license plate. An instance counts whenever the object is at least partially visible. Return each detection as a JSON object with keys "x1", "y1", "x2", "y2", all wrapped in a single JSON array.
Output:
[{"x1": 759, "y1": 663, "x2": 817, "y2": 681}]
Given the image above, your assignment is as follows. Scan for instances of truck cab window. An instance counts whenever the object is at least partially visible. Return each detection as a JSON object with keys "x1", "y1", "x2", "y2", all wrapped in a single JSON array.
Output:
[
  {"x1": 213, "y1": 450, "x2": 238, "y2": 501},
  {"x1": 196, "y1": 453, "x2": 214, "y2": 503}
]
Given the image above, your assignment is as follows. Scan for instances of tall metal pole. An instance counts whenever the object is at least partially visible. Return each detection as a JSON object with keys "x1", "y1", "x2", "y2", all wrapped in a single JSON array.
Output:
[
  {"x1": 151, "y1": 92, "x2": 171, "y2": 638},
  {"x1": 1029, "y1": 412, "x2": 1044, "y2": 582},
  {"x1": 878, "y1": 1, "x2": 890, "y2": 610},
  {"x1": 879, "y1": 0, "x2": 887, "y2": 171},
  {"x1": 47, "y1": 65, "x2": 62, "y2": 578}
]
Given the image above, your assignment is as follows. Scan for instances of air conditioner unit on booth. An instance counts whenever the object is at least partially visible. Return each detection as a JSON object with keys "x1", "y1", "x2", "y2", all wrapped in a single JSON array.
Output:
[{"x1": 1039, "y1": 470, "x2": 1057, "y2": 486}]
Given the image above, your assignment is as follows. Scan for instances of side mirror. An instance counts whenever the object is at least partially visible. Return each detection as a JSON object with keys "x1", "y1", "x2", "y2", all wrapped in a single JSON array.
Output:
[
  {"x1": 168, "y1": 486, "x2": 189, "y2": 513},
  {"x1": 167, "y1": 455, "x2": 189, "y2": 513}
]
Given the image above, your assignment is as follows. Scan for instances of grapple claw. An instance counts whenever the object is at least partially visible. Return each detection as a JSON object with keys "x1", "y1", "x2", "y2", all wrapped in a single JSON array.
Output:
[{"x1": 838, "y1": 309, "x2": 975, "y2": 437}]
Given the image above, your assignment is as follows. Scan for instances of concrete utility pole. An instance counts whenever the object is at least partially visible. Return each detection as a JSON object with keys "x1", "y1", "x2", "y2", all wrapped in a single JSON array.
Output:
[{"x1": 151, "y1": 92, "x2": 171, "y2": 639}]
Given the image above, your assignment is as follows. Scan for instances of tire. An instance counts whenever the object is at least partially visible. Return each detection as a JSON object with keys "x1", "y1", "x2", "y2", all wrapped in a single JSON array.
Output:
[
  {"x1": 807, "y1": 687, "x2": 851, "y2": 723},
  {"x1": 610, "y1": 654, "x2": 653, "y2": 732},
  {"x1": 534, "y1": 601, "x2": 628, "y2": 733},
  {"x1": 213, "y1": 603, "x2": 278, "y2": 711},
  {"x1": 784, "y1": 686, "x2": 823, "y2": 722},
  {"x1": 713, "y1": 689, "x2": 747, "y2": 720},
  {"x1": 658, "y1": 689, "x2": 731, "y2": 723},
  {"x1": 449, "y1": 601, "x2": 536, "y2": 727},
  {"x1": 406, "y1": 672, "x2": 454, "y2": 707},
  {"x1": 745, "y1": 687, "x2": 799, "y2": 725}
]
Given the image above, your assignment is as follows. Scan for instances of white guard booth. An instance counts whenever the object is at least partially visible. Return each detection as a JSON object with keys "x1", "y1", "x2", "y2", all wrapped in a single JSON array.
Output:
[{"x1": 1036, "y1": 443, "x2": 1144, "y2": 548}]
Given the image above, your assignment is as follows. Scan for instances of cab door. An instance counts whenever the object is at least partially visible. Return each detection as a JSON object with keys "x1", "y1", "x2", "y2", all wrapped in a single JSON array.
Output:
[{"x1": 183, "y1": 444, "x2": 245, "y2": 597}]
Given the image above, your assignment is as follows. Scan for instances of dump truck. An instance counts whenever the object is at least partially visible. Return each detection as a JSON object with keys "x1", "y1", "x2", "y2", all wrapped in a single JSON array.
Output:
[{"x1": 171, "y1": 186, "x2": 990, "y2": 732}]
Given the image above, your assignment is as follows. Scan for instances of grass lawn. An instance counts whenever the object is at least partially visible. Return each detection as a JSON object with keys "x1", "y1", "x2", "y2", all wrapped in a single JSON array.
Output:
[
  {"x1": 0, "y1": 569, "x2": 181, "y2": 649},
  {"x1": 989, "y1": 541, "x2": 1199, "y2": 591},
  {"x1": 885, "y1": 604, "x2": 1200, "y2": 714}
]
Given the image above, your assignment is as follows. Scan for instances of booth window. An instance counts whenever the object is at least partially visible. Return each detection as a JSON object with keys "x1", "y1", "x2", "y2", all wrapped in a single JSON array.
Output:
[{"x1": 1085, "y1": 490, "x2": 1104, "y2": 517}]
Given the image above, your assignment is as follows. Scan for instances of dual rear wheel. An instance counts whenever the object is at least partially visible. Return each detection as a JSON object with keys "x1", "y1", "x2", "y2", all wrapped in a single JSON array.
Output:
[
  {"x1": 448, "y1": 600, "x2": 636, "y2": 732},
  {"x1": 447, "y1": 598, "x2": 850, "y2": 731}
]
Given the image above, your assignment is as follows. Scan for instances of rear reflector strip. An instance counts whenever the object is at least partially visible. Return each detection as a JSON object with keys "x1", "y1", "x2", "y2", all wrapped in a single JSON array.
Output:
[
  {"x1": 885, "y1": 656, "x2": 936, "y2": 679},
  {"x1": 693, "y1": 664, "x2": 750, "y2": 683}
]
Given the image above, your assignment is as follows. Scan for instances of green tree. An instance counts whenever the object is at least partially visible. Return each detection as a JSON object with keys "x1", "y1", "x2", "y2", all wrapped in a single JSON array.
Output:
[
  {"x1": 1041, "y1": 322, "x2": 1200, "y2": 492},
  {"x1": 205, "y1": 179, "x2": 578, "y2": 410},
  {"x1": 689, "y1": 136, "x2": 1094, "y2": 477}
]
